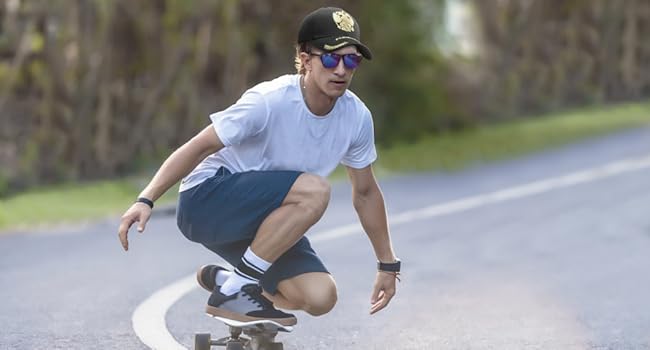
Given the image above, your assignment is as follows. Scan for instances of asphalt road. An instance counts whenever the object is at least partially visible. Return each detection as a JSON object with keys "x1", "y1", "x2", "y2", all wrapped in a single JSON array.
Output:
[{"x1": 2, "y1": 126, "x2": 650, "y2": 350}]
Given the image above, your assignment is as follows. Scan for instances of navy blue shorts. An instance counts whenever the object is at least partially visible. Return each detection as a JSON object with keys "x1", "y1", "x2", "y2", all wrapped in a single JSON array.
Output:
[{"x1": 176, "y1": 167, "x2": 329, "y2": 294}]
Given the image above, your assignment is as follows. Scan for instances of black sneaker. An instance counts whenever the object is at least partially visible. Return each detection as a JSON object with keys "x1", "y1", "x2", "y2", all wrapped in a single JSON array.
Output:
[
  {"x1": 196, "y1": 264, "x2": 229, "y2": 292},
  {"x1": 206, "y1": 284, "x2": 297, "y2": 326}
]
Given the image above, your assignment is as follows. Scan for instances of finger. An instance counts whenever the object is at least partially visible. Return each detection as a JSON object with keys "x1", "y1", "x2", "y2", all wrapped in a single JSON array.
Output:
[
  {"x1": 118, "y1": 226, "x2": 129, "y2": 251},
  {"x1": 137, "y1": 211, "x2": 151, "y2": 233},
  {"x1": 118, "y1": 218, "x2": 134, "y2": 251},
  {"x1": 370, "y1": 287, "x2": 381, "y2": 304},
  {"x1": 370, "y1": 297, "x2": 387, "y2": 314},
  {"x1": 369, "y1": 291, "x2": 385, "y2": 314},
  {"x1": 370, "y1": 296, "x2": 391, "y2": 314},
  {"x1": 370, "y1": 290, "x2": 395, "y2": 315}
]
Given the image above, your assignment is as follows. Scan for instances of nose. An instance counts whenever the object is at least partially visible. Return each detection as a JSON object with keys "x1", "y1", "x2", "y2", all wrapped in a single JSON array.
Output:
[{"x1": 333, "y1": 58, "x2": 346, "y2": 76}]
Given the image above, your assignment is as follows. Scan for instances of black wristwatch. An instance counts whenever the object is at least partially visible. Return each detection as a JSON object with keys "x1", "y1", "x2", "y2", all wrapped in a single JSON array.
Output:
[
  {"x1": 136, "y1": 197, "x2": 154, "y2": 209},
  {"x1": 377, "y1": 259, "x2": 401, "y2": 272}
]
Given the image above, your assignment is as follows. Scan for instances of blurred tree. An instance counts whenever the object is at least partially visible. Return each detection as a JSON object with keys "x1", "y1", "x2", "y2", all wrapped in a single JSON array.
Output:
[
  {"x1": 0, "y1": 0, "x2": 451, "y2": 194},
  {"x1": 353, "y1": 0, "x2": 453, "y2": 145},
  {"x1": 2, "y1": 0, "x2": 648, "y2": 195},
  {"x1": 471, "y1": 0, "x2": 650, "y2": 119}
]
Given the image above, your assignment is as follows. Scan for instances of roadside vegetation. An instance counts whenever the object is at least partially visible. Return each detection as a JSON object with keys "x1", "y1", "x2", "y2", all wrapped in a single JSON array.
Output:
[
  {"x1": 377, "y1": 101, "x2": 650, "y2": 172},
  {"x1": 4, "y1": 0, "x2": 650, "y2": 198},
  {"x1": 2, "y1": 100, "x2": 648, "y2": 232}
]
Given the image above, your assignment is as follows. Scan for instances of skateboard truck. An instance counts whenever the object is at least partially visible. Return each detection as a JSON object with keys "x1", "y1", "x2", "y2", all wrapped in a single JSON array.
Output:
[{"x1": 195, "y1": 316, "x2": 291, "y2": 350}]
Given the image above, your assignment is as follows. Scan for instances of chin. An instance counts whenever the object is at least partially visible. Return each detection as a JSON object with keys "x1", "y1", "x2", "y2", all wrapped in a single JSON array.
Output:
[{"x1": 327, "y1": 88, "x2": 347, "y2": 98}]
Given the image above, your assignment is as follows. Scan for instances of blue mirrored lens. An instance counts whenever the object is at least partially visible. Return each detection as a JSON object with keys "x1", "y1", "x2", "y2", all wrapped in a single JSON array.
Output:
[
  {"x1": 320, "y1": 54, "x2": 340, "y2": 68},
  {"x1": 342, "y1": 54, "x2": 362, "y2": 69},
  {"x1": 318, "y1": 53, "x2": 362, "y2": 69}
]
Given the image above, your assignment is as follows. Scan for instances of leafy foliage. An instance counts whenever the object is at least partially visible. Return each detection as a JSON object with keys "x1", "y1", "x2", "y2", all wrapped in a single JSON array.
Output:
[
  {"x1": 0, "y1": 0, "x2": 649, "y2": 195},
  {"x1": 472, "y1": 0, "x2": 650, "y2": 118},
  {"x1": 353, "y1": 0, "x2": 453, "y2": 145}
]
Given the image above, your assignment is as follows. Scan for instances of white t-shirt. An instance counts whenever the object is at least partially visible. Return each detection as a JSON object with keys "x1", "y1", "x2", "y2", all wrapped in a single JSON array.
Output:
[{"x1": 179, "y1": 74, "x2": 377, "y2": 192}]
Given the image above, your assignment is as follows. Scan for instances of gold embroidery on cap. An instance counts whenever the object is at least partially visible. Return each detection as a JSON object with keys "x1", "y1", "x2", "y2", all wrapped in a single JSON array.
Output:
[
  {"x1": 332, "y1": 10, "x2": 355, "y2": 32},
  {"x1": 323, "y1": 41, "x2": 349, "y2": 50}
]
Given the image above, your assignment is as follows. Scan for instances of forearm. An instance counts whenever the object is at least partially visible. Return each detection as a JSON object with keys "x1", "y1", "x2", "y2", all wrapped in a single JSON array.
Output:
[
  {"x1": 353, "y1": 186, "x2": 397, "y2": 263},
  {"x1": 139, "y1": 126, "x2": 223, "y2": 201},
  {"x1": 138, "y1": 147, "x2": 203, "y2": 201}
]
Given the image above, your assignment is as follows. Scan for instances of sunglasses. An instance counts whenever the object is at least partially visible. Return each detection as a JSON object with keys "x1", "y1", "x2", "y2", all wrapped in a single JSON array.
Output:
[{"x1": 309, "y1": 52, "x2": 363, "y2": 70}]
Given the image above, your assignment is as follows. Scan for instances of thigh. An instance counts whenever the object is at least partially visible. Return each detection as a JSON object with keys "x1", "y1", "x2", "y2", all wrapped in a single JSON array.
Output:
[
  {"x1": 177, "y1": 168, "x2": 302, "y2": 244},
  {"x1": 282, "y1": 173, "x2": 331, "y2": 205}
]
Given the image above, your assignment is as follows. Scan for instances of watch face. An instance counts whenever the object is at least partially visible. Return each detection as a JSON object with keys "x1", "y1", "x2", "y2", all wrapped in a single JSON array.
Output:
[{"x1": 378, "y1": 260, "x2": 401, "y2": 272}]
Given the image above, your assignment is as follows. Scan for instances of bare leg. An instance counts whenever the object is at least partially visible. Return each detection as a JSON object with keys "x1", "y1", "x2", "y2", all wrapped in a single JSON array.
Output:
[
  {"x1": 242, "y1": 173, "x2": 335, "y2": 315},
  {"x1": 264, "y1": 272, "x2": 338, "y2": 316},
  {"x1": 250, "y1": 173, "x2": 330, "y2": 262}
]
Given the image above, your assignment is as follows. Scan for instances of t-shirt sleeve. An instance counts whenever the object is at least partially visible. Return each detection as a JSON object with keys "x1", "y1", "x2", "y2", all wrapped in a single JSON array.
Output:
[
  {"x1": 209, "y1": 90, "x2": 269, "y2": 147},
  {"x1": 341, "y1": 108, "x2": 378, "y2": 168}
]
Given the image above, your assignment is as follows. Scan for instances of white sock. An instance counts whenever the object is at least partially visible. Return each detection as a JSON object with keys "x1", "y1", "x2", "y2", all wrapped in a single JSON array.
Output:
[
  {"x1": 215, "y1": 270, "x2": 231, "y2": 286},
  {"x1": 220, "y1": 247, "x2": 272, "y2": 296}
]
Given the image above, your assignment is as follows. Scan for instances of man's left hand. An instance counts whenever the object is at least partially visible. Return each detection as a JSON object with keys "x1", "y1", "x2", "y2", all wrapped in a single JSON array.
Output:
[{"x1": 370, "y1": 271, "x2": 399, "y2": 314}]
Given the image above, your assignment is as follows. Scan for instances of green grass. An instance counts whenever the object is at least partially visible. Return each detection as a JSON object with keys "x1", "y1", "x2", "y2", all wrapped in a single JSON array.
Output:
[
  {"x1": 1, "y1": 101, "x2": 649, "y2": 232},
  {"x1": 0, "y1": 178, "x2": 179, "y2": 231},
  {"x1": 376, "y1": 101, "x2": 650, "y2": 173}
]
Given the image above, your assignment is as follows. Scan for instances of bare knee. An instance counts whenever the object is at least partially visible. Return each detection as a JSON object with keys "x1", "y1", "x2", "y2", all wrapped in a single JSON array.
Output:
[
  {"x1": 303, "y1": 285, "x2": 337, "y2": 316},
  {"x1": 276, "y1": 273, "x2": 338, "y2": 316},
  {"x1": 287, "y1": 174, "x2": 331, "y2": 219}
]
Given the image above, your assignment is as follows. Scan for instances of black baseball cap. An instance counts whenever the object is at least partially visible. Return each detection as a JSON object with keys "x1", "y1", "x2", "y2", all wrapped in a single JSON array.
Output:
[{"x1": 297, "y1": 7, "x2": 373, "y2": 60}]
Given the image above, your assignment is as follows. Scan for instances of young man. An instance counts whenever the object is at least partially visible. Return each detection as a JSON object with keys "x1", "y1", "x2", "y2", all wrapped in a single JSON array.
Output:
[{"x1": 118, "y1": 7, "x2": 400, "y2": 326}]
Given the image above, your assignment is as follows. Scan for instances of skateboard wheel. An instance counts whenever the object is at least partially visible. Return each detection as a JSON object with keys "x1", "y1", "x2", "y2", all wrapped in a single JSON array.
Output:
[{"x1": 195, "y1": 333, "x2": 212, "y2": 350}]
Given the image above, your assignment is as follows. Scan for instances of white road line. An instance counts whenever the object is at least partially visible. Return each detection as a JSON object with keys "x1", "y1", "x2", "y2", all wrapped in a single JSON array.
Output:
[
  {"x1": 132, "y1": 275, "x2": 196, "y2": 350},
  {"x1": 132, "y1": 154, "x2": 650, "y2": 349},
  {"x1": 311, "y1": 154, "x2": 650, "y2": 242}
]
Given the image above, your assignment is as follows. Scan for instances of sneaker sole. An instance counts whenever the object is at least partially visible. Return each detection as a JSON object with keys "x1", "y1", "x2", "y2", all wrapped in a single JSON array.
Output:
[
  {"x1": 205, "y1": 305, "x2": 297, "y2": 327},
  {"x1": 196, "y1": 265, "x2": 214, "y2": 292}
]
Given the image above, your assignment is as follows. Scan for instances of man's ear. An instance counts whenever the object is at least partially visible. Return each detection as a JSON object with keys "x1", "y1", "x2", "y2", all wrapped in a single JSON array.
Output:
[{"x1": 300, "y1": 52, "x2": 312, "y2": 72}]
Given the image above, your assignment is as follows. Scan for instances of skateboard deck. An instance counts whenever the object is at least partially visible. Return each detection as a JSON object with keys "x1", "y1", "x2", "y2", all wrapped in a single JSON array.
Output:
[
  {"x1": 194, "y1": 314, "x2": 293, "y2": 350},
  {"x1": 210, "y1": 316, "x2": 294, "y2": 332}
]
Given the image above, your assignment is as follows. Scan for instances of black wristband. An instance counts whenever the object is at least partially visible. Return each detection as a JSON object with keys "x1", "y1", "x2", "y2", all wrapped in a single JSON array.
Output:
[
  {"x1": 136, "y1": 197, "x2": 154, "y2": 209},
  {"x1": 378, "y1": 259, "x2": 401, "y2": 272}
]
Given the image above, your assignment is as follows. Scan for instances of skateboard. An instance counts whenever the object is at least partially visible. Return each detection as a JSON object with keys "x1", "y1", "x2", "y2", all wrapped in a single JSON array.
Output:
[{"x1": 194, "y1": 315, "x2": 293, "y2": 350}]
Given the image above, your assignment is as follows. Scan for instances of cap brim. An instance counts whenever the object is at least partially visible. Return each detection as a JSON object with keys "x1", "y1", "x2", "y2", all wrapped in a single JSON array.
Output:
[{"x1": 310, "y1": 37, "x2": 373, "y2": 60}]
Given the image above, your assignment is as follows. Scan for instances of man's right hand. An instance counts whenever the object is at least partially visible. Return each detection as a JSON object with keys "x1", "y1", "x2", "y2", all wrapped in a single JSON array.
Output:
[{"x1": 117, "y1": 202, "x2": 152, "y2": 251}]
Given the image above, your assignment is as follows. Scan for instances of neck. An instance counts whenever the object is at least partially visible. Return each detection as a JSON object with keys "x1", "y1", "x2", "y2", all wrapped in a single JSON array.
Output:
[{"x1": 301, "y1": 74, "x2": 336, "y2": 116}]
